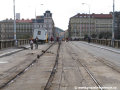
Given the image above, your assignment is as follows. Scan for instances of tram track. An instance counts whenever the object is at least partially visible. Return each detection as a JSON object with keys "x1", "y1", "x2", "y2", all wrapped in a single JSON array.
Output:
[
  {"x1": 44, "y1": 42, "x2": 61, "y2": 90},
  {"x1": 77, "y1": 59, "x2": 103, "y2": 90},
  {"x1": 69, "y1": 41, "x2": 120, "y2": 89},
  {"x1": 48, "y1": 42, "x2": 103, "y2": 90},
  {"x1": 0, "y1": 43, "x2": 54, "y2": 90},
  {"x1": 66, "y1": 43, "x2": 103, "y2": 90},
  {"x1": 65, "y1": 44, "x2": 89, "y2": 86},
  {"x1": 58, "y1": 44, "x2": 65, "y2": 90},
  {"x1": 72, "y1": 41, "x2": 120, "y2": 73},
  {"x1": 1, "y1": 42, "x2": 119, "y2": 90}
]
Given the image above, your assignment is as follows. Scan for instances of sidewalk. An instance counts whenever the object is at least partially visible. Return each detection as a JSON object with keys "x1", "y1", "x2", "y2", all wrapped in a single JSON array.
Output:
[
  {"x1": 0, "y1": 45, "x2": 30, "y2": 58},
  {"x1": 81, "y1": 41, "x2": 120, "y2": 54}
]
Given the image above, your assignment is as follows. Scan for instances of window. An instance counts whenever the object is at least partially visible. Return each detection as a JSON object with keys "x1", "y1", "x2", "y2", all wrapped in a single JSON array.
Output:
[{"x1": 38, "y1": 31, "x2": 41, "y2": 35}]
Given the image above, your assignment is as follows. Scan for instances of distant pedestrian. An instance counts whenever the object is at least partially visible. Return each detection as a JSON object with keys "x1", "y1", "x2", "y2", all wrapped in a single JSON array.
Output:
[
  {"x1": 56, "y1": 37, "x2": 59, "y2": 42},
  {"x1": 66, "y1": 38, "x2": 68, "y2": 42},
  {"x1": 50, "y1": 36, "x2": 54, "y2": 42},
  {"x1": 15, "y1": 40, "x2": 18, "y2": 47},
  {"x1": 34, "y1": 37, "x2": 38, "y2": 49},
  {"x1": 30, "y1": 39, "x2": 33, "y2": 50},
  {"x1": 88, "y1": 36, "x2": 91, "y2": 43}
]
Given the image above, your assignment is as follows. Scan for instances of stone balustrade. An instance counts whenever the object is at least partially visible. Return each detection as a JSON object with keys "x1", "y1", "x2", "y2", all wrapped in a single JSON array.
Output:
[
  {"x1": 0, "y1": 39, "x2": 29, "y2": 49},
  {"x1": 80, "y1": 38, "x2": 120, "y2": 48}
]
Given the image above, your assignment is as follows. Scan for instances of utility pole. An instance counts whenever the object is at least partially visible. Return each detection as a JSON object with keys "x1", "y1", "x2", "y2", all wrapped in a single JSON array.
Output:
[
  {"x1": 82, "y1": 3, "x2": 91, "y2": 37},
  {"x1": 79, "y1": 21, "x2": 81, "y2": 38},
  {"x1": 13, "y1": 0, "x2": 16, "y2": 45},
  {"x1": 112, "y1": 0, "x2": 115, "y2": 47},
  {"x1": 88, "y1": 6, "x2": 90, "y2": 37},
  {"x1": 75, "y1": 29, "x2": 76, "y2": 39}
]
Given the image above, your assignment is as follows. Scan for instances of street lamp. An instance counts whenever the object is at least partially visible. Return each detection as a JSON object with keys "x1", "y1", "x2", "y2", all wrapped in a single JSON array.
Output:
[
  {"x1": 112, "y1": 0, "x2": 115, "y2": 46},
  {"x1": 79, "y1": 22, "x2": 81, "y2": 38},
  {"x1": 35, "y1": 4, "x2": 44, "y2": 22},
  {"x1": 34, "y1": 4, "x2": 44, "y2": 30},
  {"x1": 75, "y1": 29, "x2": 76, "y2": 39},
  {"x1": 13, "y1": 0, "x2": 16, "y2": 44},
  {"x1": 82, "y1": 3, "x2": 91, "y2": 37}
]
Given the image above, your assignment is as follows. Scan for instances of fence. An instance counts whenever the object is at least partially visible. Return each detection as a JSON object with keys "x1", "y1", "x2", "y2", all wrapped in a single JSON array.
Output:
[{"x1": 0, "y1": 39, "x2": 29, "y2": 49}]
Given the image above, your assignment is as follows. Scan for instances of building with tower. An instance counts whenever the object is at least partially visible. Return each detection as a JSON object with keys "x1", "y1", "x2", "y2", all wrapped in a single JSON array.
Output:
[
  {"x1": 0, "y1": 10, "x2": 54, "y2": 40},
  {"x1": 32, "y1": 10, "x2": 55, "y2": 40}
]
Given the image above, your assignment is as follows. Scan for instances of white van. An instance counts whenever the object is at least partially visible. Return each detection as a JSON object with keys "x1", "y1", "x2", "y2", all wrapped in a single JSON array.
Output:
[{"x1": 33, "y1": 28, "x2": 47, "y2": 43}]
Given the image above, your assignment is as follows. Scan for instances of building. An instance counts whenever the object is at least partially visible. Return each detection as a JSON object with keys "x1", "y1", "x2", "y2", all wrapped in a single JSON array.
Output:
[
  {"x1": 0, "y1": 19, "x2": 15, "y2": 40},
  {"x1": 93, "y1": 14, "x2": 112, "y2": 39},
  {"x1": 0, "y1": 10, "x2": 54, "y2": 40},
  {"x1": 64, "y1": 30, "x2": 69, "y2": 39},
  {"x1": 33, "y1": 11, "x2": 55, "y2": 40},
  {"x1": 16, "y1": 19, "x2": 33, "y2": 39},
  {"x1": 114, "y1": 12, "x2": 120, "y2": 39},
  {"x1": 55, "y1": 27, "x2": 65, "y2": 40},
  {"x1": 68, "y1": 13, "x2": 112, "y2": 39},
  {"x1": 44, "y1": 11, "x2": 55, "y2": 39},
  {"x1": 0, "y1": 19, "x2": 33, "y2": 40}
]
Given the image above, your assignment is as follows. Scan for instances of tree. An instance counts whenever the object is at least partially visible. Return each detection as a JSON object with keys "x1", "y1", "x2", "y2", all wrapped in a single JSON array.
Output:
[
  {"x1": 91, "y1": 34, "x2": 97, "y2": 38},
  {"x1": 99, "y1": 32, "x2": 112, "y2": 39}
]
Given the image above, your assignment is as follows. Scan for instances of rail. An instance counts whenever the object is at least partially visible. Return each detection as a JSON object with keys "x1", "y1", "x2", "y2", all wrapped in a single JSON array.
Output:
[
  {"x1": 79, "y1": 38, "x2": 120, "y2": 48},
  {"x1": 0, "y1": 39, "x2": 30, "y2": 49},
  {"x1": 70, "y1": 42, "x2": 103, "y2": 90},
  {"x1": 44, "y1": 42, "x2": 61, "y2": 90},
  {"x1": 0, "y1": 43, "x2": 54, "y2": 89}
]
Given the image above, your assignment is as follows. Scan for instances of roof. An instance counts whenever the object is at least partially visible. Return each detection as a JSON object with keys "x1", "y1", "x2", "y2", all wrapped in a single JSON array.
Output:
[
  {"x1": 32, "y1": 19, "x2": 44, "y2": 23},
  {"x1": 92, "y1": 14, "x2": 112, "y2": 19},
  {"x1": 16, "y1": 19, "x2": 32, "y2": 23},
  {"x1": 72, "y1": 13, "x2": 112, "y2": 19},
  {"x1": 36, "y1": 16, "x2": 44, "y2": 19},
  {"x1": 45, "y1": 10, "x2": 51, "y2": 13},
  {"x1": 72, "y1": 13, "x2": 89, "y2": 18}
]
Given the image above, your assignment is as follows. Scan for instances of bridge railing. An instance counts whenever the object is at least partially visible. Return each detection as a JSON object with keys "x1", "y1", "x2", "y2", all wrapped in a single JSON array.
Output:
[
  {"x1": 0, "y1": 39, "x2": 30, "y2": 49},
  {"x1": 79, "y1": 38, "x2": 120, "y2": 48}
]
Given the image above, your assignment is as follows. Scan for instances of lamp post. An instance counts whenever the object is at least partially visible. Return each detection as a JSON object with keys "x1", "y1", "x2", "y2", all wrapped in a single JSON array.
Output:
[
  {"x1": 13, "y1": 0, "x2": 16, "y2": 45},
  {"x1": 80, "y1": 22, "x2": 81, "y2": 38},
  {"x1": 35, "y1": 4, "x2": 44, "y2": 26},
  {"x1": 112, "y1": 0, "x2": 115, "y2": 47},
  {"x1": 82, "y1": 3, "x2": 91, "y2": 37}
]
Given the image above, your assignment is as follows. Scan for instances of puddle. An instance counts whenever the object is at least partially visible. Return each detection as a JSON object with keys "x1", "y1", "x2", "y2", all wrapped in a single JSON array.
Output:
[{"x1": 0, "y1": 61, "x2": 8, "y2": 63}]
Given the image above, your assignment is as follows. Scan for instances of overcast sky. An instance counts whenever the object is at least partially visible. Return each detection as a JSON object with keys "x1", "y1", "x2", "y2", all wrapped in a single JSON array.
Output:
[{"x1": 0, "y1": 0, "x2": 120, "y2": 30}]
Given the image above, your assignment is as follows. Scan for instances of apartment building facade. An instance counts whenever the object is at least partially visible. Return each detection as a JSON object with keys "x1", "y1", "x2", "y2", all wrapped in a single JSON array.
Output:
[
  {"x1": 114, "y1": 12, "x2": 120, "y2": 39},
  {"x1": 68, "y1": 13, "x2": 112, "y2": 39},
  {"x1": 94, "y1": 14, "x2": 112, "y2": 38},
  {"x1": 0, "y1": 19, "x2": 33, "y2": 40}
]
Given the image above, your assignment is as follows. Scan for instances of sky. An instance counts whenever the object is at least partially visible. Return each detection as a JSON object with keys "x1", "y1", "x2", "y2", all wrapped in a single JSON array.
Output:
[{"x1": 0, "y1": 0, "x2": 120, "y2": 30}]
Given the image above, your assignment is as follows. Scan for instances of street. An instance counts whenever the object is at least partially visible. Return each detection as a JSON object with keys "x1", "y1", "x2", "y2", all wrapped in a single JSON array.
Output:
[{"x1": 0, "y1": 41, "x2": 120, "y2": 90}]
